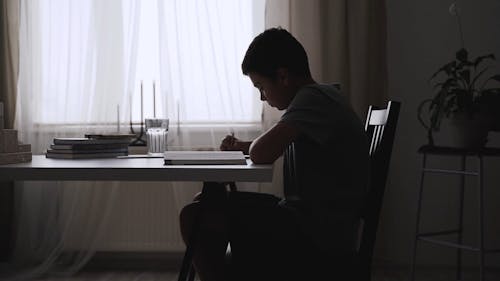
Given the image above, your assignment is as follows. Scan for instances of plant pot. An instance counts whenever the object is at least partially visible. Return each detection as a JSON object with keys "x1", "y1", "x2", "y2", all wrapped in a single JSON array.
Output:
[
  {"x1": 479, "y1": 93, "x2": 500, "y2": 132},
  {"x1": 432, "y1": 112, "x2": 489, "y2": 148}
]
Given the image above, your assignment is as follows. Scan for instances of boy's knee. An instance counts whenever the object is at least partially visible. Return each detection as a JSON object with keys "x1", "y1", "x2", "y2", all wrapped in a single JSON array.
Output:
[
  {"x1": 180, "y1": 202, "x2": 199, "y2": 228},
  {"x1": 179, "y1": 202, "x2": 228, "y2": 236},
  {"x1": 192, "y1": 184, "x2": 229, "y2": 204},
  {"x1": 179, "y1": 202, "x2": 200, "y2": 244}
]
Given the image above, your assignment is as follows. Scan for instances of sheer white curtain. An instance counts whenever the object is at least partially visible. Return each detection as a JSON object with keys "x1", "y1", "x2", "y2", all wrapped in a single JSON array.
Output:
[
  {"x1": 154, "y1": 0, "x2": 264, "y2": 150},
  {"x1": 157, "y1": 0, "x2": 260, "y2": 124},
  {"x1": 5, "y1": 0, "x2": 272, "y2": 279},
  {"x1": 3, "y1": 0, "x2": 141, "y2": 279}
]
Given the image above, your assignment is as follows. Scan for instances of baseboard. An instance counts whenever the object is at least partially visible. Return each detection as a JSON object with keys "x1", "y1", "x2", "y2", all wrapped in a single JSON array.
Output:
[
  {"x1": 371, "y1": 257, "x2": 500, "y2": 272},
  {"x1": 83, "y1": 251, "x2": 185, "y2": 272},
  {"x1": 83, "y1": 252, "x2": 500, "y2": 274}
]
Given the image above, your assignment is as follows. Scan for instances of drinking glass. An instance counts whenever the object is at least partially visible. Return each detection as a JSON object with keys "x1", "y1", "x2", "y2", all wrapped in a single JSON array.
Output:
[{"x1": 145, "y1": 118, "x2": 169, "y2": 155}]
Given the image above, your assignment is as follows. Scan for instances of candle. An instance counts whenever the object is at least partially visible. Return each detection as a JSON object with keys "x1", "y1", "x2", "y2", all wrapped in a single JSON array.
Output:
[
  {"x1": 129, "y1": 92, "x2": 132, "y2": 122},
  {"x1": 117, "y1": 104, "x2": 120, "y2": 133},
  {"x1": 140, "y1": 80, "x2": 144, "y2": 125},
  {"x1": 153, "y1": 80, "x2": 156, "y2": 118},
  {"x1": 129, "y1": 91, "x2": 133, "y2": 133},
  {"x1": 177, "y1": 99, "x2": 180, "y2": 134}
]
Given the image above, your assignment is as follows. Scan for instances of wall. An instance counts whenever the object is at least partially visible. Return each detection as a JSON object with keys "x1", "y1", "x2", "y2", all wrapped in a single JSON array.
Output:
[{"x1": 381, "y1": 0, "x2": 500, "y2": 269}]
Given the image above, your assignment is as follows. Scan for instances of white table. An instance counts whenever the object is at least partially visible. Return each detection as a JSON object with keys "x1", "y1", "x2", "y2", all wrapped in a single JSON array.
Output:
[
  {"x1": 0, "y1": 155, "x2": 274, "y2": 281},
  {"x1": 0, "y1": 155, "x2": 274, "y2": 182}
]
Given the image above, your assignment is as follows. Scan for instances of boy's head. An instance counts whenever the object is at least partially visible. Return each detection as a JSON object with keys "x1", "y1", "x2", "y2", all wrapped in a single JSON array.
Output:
[
  {"x1": 242, "y1": 28, "x2": 312, "y2": 110},
  {"x1": 241, "y1": 27, "x2": 311, "y2": 80}
]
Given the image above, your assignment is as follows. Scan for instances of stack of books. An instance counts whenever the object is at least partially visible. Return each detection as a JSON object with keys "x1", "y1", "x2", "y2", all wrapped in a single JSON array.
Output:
[{"x1": 46, "y1": 135, "x2": 134, "y2": 159}]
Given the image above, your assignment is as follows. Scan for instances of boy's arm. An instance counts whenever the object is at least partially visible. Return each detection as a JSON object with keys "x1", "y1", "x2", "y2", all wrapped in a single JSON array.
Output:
[{"x1": 249, "y1": 121, "x2": 299, "y2": 164}]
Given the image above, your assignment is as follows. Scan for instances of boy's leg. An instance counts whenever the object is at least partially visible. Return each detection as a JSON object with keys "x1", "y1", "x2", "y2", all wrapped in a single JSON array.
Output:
[
  {"x1": 179, "y1": 185, "x2": 229, "y2": 281},
  {"x1": 227, "y1": 192, "x2": 292, "y2": 281},
  {"x1": 226, "y1": 192, "x2": 354, "y2": 281}
]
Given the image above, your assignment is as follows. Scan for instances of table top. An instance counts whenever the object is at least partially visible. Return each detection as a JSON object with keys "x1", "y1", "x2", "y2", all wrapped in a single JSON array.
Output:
[
  {"x1": 0, "y1": 155, "x2": 274, "y2": 182},
  {"x1": 418, "y1": 145, "x2": 500, "y2": 156}
]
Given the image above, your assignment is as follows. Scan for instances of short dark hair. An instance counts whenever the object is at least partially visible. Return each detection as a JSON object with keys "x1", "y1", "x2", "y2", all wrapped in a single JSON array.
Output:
[{"x1": 241, "y1": 27, "x2": 311, "y2": 79}]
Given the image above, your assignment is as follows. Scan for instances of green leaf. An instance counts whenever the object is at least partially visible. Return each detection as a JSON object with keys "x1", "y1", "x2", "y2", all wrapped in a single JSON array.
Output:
[
  {"x1": 443, "y1": 95, "x2": 457, "y2": 114},
  {"x1": 434, "y1": 78, "x2": 458, "y2": 90},
  {"x1": 471, "y1": 67, "x2": 490, "y2": 88},
  {"x1": 474, "y1": 54, "x2": 495, "y2": 68},
  {"x1": 431, "y1": 61, "x2": 456, "y2": 80},
  {"x1": 456, "y1": 48, "x2": 469, "y2": 62},
  {"x1": 454, "y1": 88, "x2": 471, "y2": 111},
  {"x1": 459, "y1": 70, "x2": 470, "y2": 85},
  {"x1": 417, "y1": 99, "x2": 433, "y2": 130}
]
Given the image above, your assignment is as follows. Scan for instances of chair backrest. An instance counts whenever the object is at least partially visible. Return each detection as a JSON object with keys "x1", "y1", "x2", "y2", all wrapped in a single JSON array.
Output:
[
  {"x1": 357, "y1": 101, "x2": 401, "y2": 280},
  {"x1": 283, "y1": 100, "x2": 400, "y2": 280}
]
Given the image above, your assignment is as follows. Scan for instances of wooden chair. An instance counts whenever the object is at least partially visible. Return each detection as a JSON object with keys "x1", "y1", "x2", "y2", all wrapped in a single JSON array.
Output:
[
  {"x1": 283, "y1": 100, "x2": 400, "y2": 280},
  {"x1": 356, "y1": 100, "x2": 401, "y2": 280}
]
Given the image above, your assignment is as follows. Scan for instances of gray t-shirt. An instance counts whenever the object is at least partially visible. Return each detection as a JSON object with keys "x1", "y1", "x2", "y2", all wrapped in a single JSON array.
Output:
[{"x1": 279, "y1": 83, "x2": 369, "y2": 253}]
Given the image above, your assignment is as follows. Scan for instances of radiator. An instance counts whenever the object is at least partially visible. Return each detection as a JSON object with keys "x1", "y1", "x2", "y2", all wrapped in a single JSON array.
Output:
[
  {"x1": 61, "y1": 172, "x2": 281, "y2": 253},
  {"x1": 95, "y1": 182, "x2": 201, "y2": 252}
]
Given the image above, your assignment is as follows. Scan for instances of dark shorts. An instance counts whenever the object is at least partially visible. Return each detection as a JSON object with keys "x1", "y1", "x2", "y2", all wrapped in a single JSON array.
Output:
[{"x1": 224, "y1": 191, "x2": 353, "y2": 281}]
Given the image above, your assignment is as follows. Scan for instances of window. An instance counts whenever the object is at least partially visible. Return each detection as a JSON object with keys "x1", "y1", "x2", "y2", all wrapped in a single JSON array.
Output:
[{"x1": 34, "y1": 0, "x2": 265, "y2": 126}]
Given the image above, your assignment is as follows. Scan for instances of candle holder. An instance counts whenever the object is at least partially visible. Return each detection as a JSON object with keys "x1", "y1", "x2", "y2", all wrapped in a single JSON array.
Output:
[
  {"x1": 129, "y1": 81, "x2": 147, "y2": 146},
  {"x1": 129, "y1": 120, "x2": 146, "y2": 146}
]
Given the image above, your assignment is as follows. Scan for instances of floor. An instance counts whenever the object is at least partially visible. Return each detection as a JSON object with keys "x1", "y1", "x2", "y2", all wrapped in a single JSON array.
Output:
[
  {"x1": 32, "y1": 267, "x2": 500, "y2": 281},
  {"x1": 10, "y1": 253, "x2": 499, "y2": 281}
]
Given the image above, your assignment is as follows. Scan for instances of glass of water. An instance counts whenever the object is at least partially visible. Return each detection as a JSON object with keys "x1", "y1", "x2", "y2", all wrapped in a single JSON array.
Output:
[{"x1": 145, "y1": 118, "x2": 169, "y2": 155}]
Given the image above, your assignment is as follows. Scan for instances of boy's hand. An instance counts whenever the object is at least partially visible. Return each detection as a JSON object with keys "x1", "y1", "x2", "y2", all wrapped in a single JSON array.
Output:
[
  {"x1": 220, "y1": 135, "x2": 251, "y2": 154},
  {"x1": 220, "y1": 135, "x2": 239, "y2": 151}
]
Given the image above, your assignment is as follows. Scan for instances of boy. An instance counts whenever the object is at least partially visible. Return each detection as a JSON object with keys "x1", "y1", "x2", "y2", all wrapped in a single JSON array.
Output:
[{"x1": 180, "y1": 27, "x2": 369, "y2": 281}]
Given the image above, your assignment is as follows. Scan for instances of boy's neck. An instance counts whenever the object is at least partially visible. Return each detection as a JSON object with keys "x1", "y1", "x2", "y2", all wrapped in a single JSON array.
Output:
[{"x1": 292, "y1": 76, "x2": 317, "y2": 90}]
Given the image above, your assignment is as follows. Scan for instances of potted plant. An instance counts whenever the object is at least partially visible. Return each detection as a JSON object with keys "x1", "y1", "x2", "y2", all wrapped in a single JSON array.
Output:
[{"x1": 417, "y1": 3, "x2": 500, "y2": 148}]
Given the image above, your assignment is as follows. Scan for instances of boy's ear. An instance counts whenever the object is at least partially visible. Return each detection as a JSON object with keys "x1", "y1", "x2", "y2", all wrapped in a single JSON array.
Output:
[{"x1": 276, "y1": 68, "x2": 289, "y2": 85}]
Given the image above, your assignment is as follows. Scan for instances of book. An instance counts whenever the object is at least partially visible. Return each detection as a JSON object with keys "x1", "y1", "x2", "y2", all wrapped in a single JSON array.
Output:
[
  {"x1": 53, "y1": 137, "x2": 132, "y2": 145},
  {"x1": 164, "y1": 151, "x2": 247, "y2": 165},
  {"x1": 50, "y1": 143, "x2": 129, "y2": 151},
  {"x1": 84, "y1": 134, "x2": 136, "y2": 140},
  {"x1": 47, "y1": 148, "x2": 128, "y2": 154},
  {"x1": 46, "y1": 151, "x2": 128, "y2": 159}
]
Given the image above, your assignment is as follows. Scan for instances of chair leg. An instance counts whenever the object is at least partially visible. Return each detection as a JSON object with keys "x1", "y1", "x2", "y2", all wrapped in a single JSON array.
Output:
[
  {"x1": 410, "y1": 154, "x2": 427, "y2": 281},
  {"x1": 179, "y1": 244, "x2": 195, "y2": 281},
  {"x1": 456, "y1": 156, "x2": 465, "y2": 281},
  {"x1": 187, "y1": 264, "x2": 196, "y2": 281},
  {"x1": 478, "y1": 156, "x2": 485, "y2": 281}
]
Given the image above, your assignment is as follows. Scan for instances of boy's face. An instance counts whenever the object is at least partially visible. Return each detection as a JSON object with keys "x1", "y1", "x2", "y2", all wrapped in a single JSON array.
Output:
[{"x1": 248, "y1": 69, "x2": 294, "y2": 110}]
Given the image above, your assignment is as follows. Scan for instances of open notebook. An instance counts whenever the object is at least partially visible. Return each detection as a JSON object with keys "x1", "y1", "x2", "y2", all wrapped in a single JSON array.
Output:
[{"x1": 163, "y1": 151, "x2": 247, "y2": 165}]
